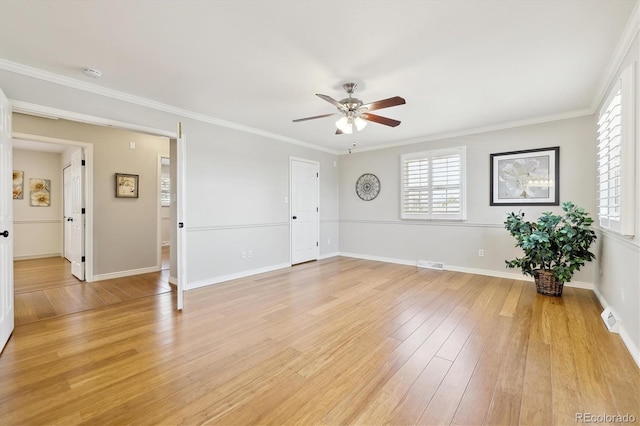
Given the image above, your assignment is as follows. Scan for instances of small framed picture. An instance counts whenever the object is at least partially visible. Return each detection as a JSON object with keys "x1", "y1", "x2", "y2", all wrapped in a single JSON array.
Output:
[
  {"x1": 115, "y1": 173, "x2": 139, "y2": 198},
  {"x1": 490, "y1": 147, "x2": 559, "y2": 206}
]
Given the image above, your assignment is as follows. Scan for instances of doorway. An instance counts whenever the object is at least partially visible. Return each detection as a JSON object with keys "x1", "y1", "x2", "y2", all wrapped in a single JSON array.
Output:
[
  {"x1": 290, "y1": 157, "x2": 319, "y2": 265},
  {"x1": 159, "y1": 155, "x2": 171, "y2": 271}
]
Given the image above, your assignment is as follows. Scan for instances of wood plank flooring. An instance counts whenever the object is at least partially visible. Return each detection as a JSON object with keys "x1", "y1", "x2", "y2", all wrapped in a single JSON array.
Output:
[
  {"x1": 13, "y1": 252, "x2": 171, "y2": 326},
  {"x1": 1, "y1": 257, "x2": 638, "y2": 425}
]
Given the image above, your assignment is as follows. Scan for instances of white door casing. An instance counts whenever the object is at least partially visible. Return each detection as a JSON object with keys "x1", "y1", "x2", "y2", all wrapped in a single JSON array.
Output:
[
  {"x1": 69, "y1": 148, "x2": 85, "y2": 280},
  {"x1": 0, "y1": 88, "x2": 14, "y2": 353},
  {"x1": 63, "y1": 165, "x2": 72, "y2": 260},
  {"x1": 290, "y1": 158, "x2": 319, "y2": 265},
  {"x1": 176, "y1": 130, "x2": 186, "y2": 310}
]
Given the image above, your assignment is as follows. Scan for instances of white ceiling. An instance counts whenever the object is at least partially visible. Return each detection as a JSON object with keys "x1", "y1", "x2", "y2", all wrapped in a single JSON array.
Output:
[{"x1": 0, "y1": 0, "x2": 636, "y2": 153}]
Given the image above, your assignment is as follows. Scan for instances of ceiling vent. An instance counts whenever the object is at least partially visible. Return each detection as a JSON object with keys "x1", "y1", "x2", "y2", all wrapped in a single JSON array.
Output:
[
  {"x1": 601, "y1": 307, "x2": 621, "y2": 333},
  {"x1": 417, "y1": 260, "x2": 444, "y2": 271}
]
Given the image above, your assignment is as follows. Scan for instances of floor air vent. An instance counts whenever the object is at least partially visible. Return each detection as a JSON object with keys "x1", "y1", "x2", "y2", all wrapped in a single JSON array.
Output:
[
  {"x1": 601, "y1": 307, "x2": 620, "y2": 333},
  {"x1": 417, "y1": 260, "x2": 444, "y2": 270}
]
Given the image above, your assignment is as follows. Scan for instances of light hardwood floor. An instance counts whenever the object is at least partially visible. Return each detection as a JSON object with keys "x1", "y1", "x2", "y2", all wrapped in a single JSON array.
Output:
[
  {"x1": 1, "y1": 257, "x2": 638, "y2": 425},
  {"x1": 13, "y1": 249, "x2": 171, "y2": 326}
]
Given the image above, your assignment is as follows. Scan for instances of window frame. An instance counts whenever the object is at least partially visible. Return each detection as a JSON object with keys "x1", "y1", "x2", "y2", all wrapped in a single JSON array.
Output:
[
  {"x1": 400, "y1": 146, "x2": 466, "y2": 221},
  {"x1": 596, "y1": 63, "x2": 635, "y2": 237}
]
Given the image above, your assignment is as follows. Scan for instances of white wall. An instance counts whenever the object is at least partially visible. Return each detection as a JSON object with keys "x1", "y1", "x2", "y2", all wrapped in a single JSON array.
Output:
[
  {"x1": 339, "y1": 115, "x2": 597, "y2": 284},
  {"x1": 593, "y1": 33, "x2": 640, "y2": 365},
  {"x1": 12, "y1": 148, "x2": 63, "y2": 259},
  {"x1": 0, "y1": 70, "x2": 341, "y2": 288}
]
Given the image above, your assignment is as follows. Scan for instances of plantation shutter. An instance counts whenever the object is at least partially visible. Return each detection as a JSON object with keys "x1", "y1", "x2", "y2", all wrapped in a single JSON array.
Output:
[
  {"x1": 596, "y1": 63, "x2": 635, "y2": 236},
  {"x1": 401, "y1": 146, "x2": 466, "y2": 220},
  {"x1": 597, "y1": 89, "x2": 621, "y2": 229}
]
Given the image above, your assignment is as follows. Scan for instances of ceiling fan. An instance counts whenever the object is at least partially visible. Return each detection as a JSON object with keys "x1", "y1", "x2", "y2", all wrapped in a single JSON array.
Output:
[{"x1": 293, "y1": 83, "x2": 406, "y2": 135}]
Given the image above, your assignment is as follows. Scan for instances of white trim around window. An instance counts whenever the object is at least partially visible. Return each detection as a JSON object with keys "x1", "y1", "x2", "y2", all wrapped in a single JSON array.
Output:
[{"x1": 597, "y1": 62, "x2": 636, "y2": 237}]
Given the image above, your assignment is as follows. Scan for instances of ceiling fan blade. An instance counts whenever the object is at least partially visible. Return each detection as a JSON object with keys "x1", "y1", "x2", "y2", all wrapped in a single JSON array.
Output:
[
  {"x1": 361, "y1": 96, "x2": 406, "y2": 112},
  {"x1": 361, "y1": 113, "x2": 401, "y2": 127},
  {"x1": 335, "y1": 129, "x2": 343, "y2": 135},
  {"x1": 316, "y1": 94, "x2": 347, "y2": 111},
  {"x1": 292, "y1": 112, "x2": 339, "y2": 123}
]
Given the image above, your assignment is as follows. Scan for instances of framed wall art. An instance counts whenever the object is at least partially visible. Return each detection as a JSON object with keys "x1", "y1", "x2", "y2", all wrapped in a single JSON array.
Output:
[
  {"x1": 30, "y1": 178, "x2": 51, "y2": 207},
  {"x1": 13, "y1": 170, "x2": 24, "y2": 199},
  {"x1": 490, "y1": 146, "x2": 559, "y2": 206},
  {"x1": 116, "y1": 173, "x2": 139, "y2": 198}
]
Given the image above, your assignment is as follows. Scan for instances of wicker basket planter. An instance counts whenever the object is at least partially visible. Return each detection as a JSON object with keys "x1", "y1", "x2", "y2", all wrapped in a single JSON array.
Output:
[
  {"x1": 504, "y1": 202, "x2": 596, "y2": 298},
  {"x1": 534, "y1": 269, "x2": 563, "y2": 297}
]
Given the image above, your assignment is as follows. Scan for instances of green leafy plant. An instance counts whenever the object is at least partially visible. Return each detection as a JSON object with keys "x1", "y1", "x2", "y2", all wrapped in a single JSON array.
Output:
[{"x1": 504, "y1": 201, "x2": 597, "y2": 284}]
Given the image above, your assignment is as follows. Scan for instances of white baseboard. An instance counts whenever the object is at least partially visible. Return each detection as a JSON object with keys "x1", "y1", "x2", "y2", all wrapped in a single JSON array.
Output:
[
  {"x1": 14, "y1": 253, "x2": 62, "y2": 261},
  {"x1": 161, "y1": 241, "x2": 170, "y2": 247},
  {"x1": 93, "y1": 265, "x2": 161, "y2": 281},
  {"x1": 187, "y1": 263, "x2": 291, "y2": 291},
  {"x1": 337, "y1": 252, "x2": 593, "y2": 290},
  {"x1": 319, "y1": 251, "x2": 339, "y2": 260},
  {"x1": 338, "y1": 251, "x2": 416, "y2": 267},
  {"x1": 592, "y1": 287, "x2": 640, "y2": 368},
  {"x1": 169, "y1": 276, "x2": 177, "y2": 285}
]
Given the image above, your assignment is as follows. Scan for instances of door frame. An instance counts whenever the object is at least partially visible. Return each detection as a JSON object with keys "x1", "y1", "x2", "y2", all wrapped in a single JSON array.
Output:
[
  {"x1": 289, "y1": 156, "x2": 320, "y2": 265},
  {"x1": 13, "y1": 134, "x2": 94, "y2": 281},
  {"x1": 10, "y1": 101, "x2": 185, "y2": 309}
]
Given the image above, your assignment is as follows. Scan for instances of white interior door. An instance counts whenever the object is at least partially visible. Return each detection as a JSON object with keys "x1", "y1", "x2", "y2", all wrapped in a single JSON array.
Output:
[
  {"x1": 63, "y1": 165, "x2": 72, "y2": 261},
  {"x1": 290, "y1": 158, "x2": 319, "y2": 265},
  {"x1": 0, "y1": 88, "x2": 14, "y2": 353},
  {"x1": 69, "y1": 148, "x2": 85, "y2": 280}
]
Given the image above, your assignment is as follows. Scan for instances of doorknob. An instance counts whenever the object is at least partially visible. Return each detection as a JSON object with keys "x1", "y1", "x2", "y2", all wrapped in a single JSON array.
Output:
[
  {"x1": 1, "y1": 230, "x2": 8, "y2": 238},
  {"x1": 292, "y1": 216, "x2": 297, "y2": 220}
]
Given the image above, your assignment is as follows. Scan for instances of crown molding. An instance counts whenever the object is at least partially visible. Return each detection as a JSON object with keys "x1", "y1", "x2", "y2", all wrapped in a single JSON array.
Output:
[
  {"x1": 0, "y1": 59, "x2": 339, "y2": 155},
  {"x1": 344, "y1": 108, "x2": 593, "y2": 155},
  {"x1": 11, "y1": 100, "x2": 178, "y2": 138},
  {"x1": 590, "y1": 1, "x2": 640, "y2": 112}
]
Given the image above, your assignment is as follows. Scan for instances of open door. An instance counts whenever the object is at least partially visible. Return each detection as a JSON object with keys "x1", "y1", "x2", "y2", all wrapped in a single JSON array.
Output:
[
  {"x1": 69, "y1": 148, "x2": 85, "y2": 280},
  {"x1": 63, "y1": 165, "x2": 72, "y2": 260},
  {"x1": 0, "y1": 88, "x2": 14, "y2": 353},
  {"x1": 176, "y1": 126, "x2": 186, "y2": 310}
]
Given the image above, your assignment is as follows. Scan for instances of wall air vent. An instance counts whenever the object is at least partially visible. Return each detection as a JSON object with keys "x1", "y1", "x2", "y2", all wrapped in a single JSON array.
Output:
[
  {"x1": 417, "y1": 260, "x2": 444, "y2": 270},
  {"x1": 601, "y1": 307, "x2": 621, "y2": 333}
]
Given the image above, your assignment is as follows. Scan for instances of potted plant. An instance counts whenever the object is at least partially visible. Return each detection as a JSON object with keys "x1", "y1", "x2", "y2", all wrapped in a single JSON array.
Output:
[{"x1": 504, "y1": 201, "x2": 597, "y2": 296}]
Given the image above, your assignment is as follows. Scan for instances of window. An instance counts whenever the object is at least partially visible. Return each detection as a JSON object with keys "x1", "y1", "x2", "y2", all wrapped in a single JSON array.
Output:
[
  {"x1": 401, "y1": 146, "x2": 466, "y2": 220},
  {"x1": 597, "y1": 63, "x2": 635, "y2": 236},
  {"x1": 160, "y1": 176, "x2": 171, "y2": 206}
]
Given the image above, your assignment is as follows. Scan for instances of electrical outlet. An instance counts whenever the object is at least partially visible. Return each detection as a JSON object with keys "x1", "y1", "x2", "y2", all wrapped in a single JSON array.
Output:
[
  {"x1": 327, "y1": 238, "x2": 331, "y2": 245},
  {"x1": 248, "y1": 250, "x2": 253, "y2": 258},
  {"x1": 241, "y1": 251, "x2": 246, "y2": 259},
  {"x1": 478, "y1": 249, "x2": 484, "y2": 257},
  {"x1": 621, "y1": 289, "x2": 625, "y2": 303}
]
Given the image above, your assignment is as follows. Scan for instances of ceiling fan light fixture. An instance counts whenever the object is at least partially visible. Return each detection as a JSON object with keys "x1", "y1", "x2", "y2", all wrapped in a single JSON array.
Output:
[
  {"x1": 354, "y1": 116, "x2": 367, "y2": 131},
  {"x1": 336, "y1": 116, "x2": 353, "y2": 134}
]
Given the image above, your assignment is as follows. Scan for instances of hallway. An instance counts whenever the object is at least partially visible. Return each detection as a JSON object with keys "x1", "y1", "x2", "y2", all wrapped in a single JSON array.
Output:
[{"x1": 14, "y1": 248, "x2": 171, "y2": 326}]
